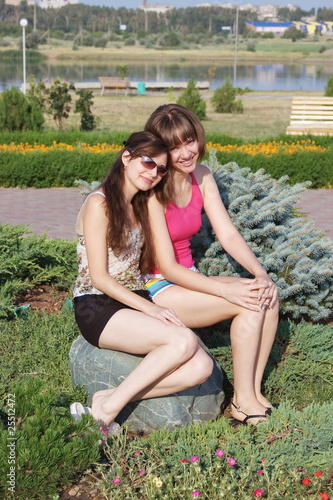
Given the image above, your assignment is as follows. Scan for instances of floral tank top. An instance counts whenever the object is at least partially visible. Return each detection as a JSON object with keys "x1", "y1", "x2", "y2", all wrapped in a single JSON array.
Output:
[{"x1": 73, "y1": 192, "x2": 146, "y2": 297}]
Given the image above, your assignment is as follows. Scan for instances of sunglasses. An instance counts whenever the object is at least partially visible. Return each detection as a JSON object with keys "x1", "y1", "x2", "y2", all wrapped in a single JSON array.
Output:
[{"x1": 141, "y1": 156, "x2": 167, "y2": 177}]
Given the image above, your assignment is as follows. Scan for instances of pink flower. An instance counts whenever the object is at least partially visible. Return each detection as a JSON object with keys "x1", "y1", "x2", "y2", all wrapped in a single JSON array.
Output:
[
  {"x1": 227, "y1": 457, "x2": 237, "y2": 466},
  {"x1": 254, "y1": 489, "x2": 264, "y2": 498},
  {"x1": 216, "y1": 449, "x2": 225, "y2": 457},
  {"x1": 261, "y1": 458, "x2": 266, "y2": 463},
  {"x1": 192, "y1": 492, "x2": 201, "y2": 497},
  {"x1": 102, "y1": 429, "x2": 108, "y2": 434},
  {"x1": 302, "y1": 478, "x2": 311, "y2": 486},
  {"x1": 112, "y1": 478, "x2": 121, "y2": 484},
  {"x1": 138, "y1": 470, "x2": 145, "y2": 476},
  {"x1": 295, "y1": 468, "x2": 302, "y2": 472},
  {"x1": 181, "y1": 459, "x2": 188, "y2": 463},
  {"x1": 314, "y1": 471, "x2": 323, "y2": 477},
  {"x1": 190, "y1": 456, "x2": 199, "y2": 462},
  {"x1": 133, "y1": 451, "x2": 141, "y2": 455},
  {"x1": 257, "y1": 470, "x2": 263, "y2": 475}
]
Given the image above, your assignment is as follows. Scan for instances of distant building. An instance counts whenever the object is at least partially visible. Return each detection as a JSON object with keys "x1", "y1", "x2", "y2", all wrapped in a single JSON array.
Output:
[
  {"x1": 245, "y1": 21, "x2": 293, "y2": 34},
  {"x1": 245, "y1": 20, "x2": 333, "y2": 36},
  {"x1": 257, "y1": 4, "x2": 278, "y2": 21},
  {"x1": 5, "y1": 0, "x2": 22, "y2": 6},
  {"x1": 40, "y1": 0, "x2": 79, "y2": 8},
  {"x1": 139, "y1": 3, "x2": 174, "y2": 14}
]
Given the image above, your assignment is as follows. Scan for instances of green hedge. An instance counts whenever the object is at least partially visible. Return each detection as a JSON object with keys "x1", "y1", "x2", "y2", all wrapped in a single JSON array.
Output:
[
  {"x1": 0, "y1": 151, "x2": 118, "y2": 188},
  {"x1": 1, "y1": 131, "x2": 333, "y2": 188},
  {"x1": 0, "y1": 130, "x2": 129, "y2": 146},
  {"x1": 214, "y1": 150, "x2": 333, "y2": 188}
]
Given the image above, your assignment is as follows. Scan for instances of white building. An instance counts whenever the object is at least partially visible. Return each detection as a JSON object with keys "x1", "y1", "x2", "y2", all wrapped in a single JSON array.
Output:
[
  {"x1": 139, "y1": 3, "x2": 174, "y2": 14},
  {"x1": 40, "y1": 0, "x2": 78, "y2": 8}
]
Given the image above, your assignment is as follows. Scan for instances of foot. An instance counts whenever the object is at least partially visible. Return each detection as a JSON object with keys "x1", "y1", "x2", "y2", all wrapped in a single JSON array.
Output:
[
  {"x1": 91, "y1": 390, "x2": 118, "y2": 430},
  {"x1": 230, "y1": 401, "x2": 268, "y2": 426}
]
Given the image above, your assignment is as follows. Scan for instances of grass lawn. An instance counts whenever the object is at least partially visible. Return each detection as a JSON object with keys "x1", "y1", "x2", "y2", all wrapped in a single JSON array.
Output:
[{"x1": 42, "y1": 90, "x2": 323, "y2": 141}]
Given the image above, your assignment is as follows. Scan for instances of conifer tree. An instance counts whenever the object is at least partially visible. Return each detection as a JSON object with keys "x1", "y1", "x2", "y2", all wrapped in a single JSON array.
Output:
[{"x1": 192, "y1": 152, "x2": 333, "y2": 321}]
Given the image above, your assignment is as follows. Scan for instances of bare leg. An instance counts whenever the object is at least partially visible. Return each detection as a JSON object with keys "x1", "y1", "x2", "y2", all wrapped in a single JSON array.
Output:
[
  {"x1": 91, "y1": 309, "x2": 213, "y2": 427},
  {"x1": 154, "y1": 279, "x2": 278, "y2": 424}
]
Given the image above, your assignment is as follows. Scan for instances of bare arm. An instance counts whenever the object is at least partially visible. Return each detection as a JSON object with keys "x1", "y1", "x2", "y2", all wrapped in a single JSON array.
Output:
[
  {"x1": 148, "y1": 194, "x2": 268, "y2": 311},
  {"x1": 199, "y1": 165, "x2": 278, "y2": 305},
  {"x1": 81, "y1": 194, "x2": 185, "y2": 326}
]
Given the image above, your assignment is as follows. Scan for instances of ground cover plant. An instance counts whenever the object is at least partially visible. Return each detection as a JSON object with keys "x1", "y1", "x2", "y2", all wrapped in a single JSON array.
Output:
[
  {"x1": 0, "y1": 309, "x2": 332, "y2": 499},
  {"x1": 0, "y1": 223, "x2": 76, "y2": 318}
]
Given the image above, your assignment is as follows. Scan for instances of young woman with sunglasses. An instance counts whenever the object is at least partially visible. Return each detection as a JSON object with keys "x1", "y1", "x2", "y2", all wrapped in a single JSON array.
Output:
[
  {"x1": 143, "y1": 106, "x2": 279, "y2": 425},
  {"x1": 73, "y1": 131, "x2": 213, "y2": 432}
]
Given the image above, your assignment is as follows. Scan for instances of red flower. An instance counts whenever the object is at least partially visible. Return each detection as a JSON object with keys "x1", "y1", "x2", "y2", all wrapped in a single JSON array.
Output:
[
  {"x1": 314, "y1": 471, "x2": 323, "y2": 477},
  {"x1": 181, "y1": 459, "x2": 188, "y2": 463},
  {"x1": 302, "y1": 478, "x2": 311, "y2": 486},
  {"x1": 253, "y1": 489, "x2": 264, "y2": 498},
  {"x1": 319, "y1": 493, "x2": 329, "y2": 500}
]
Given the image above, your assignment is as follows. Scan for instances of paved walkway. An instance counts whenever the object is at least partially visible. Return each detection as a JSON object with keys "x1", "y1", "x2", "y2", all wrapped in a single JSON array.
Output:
[{"x1": 0, "y1": 187, "x2": 332, "y2": 241}]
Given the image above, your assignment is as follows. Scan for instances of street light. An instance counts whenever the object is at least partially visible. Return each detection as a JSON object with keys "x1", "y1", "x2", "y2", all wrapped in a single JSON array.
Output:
[
  {"x1": 20, "y1": 18, "x2": 28, "y2": 94},
  {"x1": 233, "y1": 1, "x2": 239, "y2": 87}
]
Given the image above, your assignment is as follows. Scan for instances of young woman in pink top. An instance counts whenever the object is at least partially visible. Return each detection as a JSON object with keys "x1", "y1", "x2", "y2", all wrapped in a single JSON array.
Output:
[{"x1": 144, "y1": 105, "x2": 279, "y2": 425}]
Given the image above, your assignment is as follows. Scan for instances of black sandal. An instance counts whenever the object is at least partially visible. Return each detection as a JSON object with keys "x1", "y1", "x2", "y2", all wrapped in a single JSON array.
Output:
[{"x1": 230, "y1": 402, "x2": 268, "y2": 426}]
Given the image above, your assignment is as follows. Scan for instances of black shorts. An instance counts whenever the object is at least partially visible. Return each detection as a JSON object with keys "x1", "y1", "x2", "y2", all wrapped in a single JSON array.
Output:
[{"x1": 74, "y1": 291, "x2": 152, "y2": 348}]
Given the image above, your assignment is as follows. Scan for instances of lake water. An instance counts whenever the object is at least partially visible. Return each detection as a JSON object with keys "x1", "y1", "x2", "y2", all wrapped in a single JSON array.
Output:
[{"x1": 1, "y1": 61, "x2": 332, "y2": 92}]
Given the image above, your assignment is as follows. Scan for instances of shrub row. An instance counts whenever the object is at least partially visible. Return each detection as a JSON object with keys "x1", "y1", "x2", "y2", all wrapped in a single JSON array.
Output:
[
  {"x1": 0, "y1": 151, "x2": 117, "y2": 188},
  {"x1": 1, "y1": 147, "x2": 332, "y2": 188},
  {"x1": 0, "y1": 130, "x2": 129, "y2": 146},
  {"x1": 214, "y1": 150, "x2": 333, "y2": 188}
]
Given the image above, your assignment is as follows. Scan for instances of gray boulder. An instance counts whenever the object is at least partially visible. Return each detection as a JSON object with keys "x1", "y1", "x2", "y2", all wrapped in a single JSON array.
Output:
[{"x1": 69, "y1": 335, "x2": 224, "y2": 435}]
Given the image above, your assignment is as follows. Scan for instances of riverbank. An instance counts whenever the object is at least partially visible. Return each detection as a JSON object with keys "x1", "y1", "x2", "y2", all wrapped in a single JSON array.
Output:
[{"x1": 40, "y1": 43, "x2": 333, "y2": 65}]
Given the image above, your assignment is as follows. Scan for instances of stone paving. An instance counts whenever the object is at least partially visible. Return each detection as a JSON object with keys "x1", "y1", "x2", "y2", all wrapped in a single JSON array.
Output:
[{"x1": 0, "y1": 187, "x2": 332, "y2": 241}]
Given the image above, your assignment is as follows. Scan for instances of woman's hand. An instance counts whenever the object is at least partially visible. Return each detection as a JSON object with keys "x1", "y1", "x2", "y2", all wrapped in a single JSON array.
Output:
[
  {"x1": 255, "y1": 273, "x2": 278, "y2": 309},
  {"x1": 144, "y1": 303, "x2": 186, "y2": 327},
  {"x1": 218, "y1": 278, "x2": 269, "y2": 311}
]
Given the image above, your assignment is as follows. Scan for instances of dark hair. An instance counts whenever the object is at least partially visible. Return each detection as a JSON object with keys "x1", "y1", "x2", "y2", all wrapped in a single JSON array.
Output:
[
  {"x1": 100, "y1": 131, "x2": 169, "y2": 273},
  {"x1": 144, "y1": 104, "x2": 206, "y2": 205}
]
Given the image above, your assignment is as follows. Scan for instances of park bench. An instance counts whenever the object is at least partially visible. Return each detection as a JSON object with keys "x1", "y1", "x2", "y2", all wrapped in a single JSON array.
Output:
[
  {"x1": 98, "y1": 76, "x2": 130, "y2": 95},
  {"x1": 286, "y1": 96, "x2": 333, "y2": 136}
]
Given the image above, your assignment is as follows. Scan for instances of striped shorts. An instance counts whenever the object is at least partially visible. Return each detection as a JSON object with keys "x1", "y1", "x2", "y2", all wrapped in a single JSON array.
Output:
[{"x1": 143, "y1": 266, "x2": 198, "y2": 300}]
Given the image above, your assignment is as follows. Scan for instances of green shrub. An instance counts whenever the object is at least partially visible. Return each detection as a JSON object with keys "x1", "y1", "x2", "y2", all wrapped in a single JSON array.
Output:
[
  {"x1": 0, "y1": 378, "x2": 100, "y2": 499},
  {"x1": 193, "y1": 152, "x2": 333, "y2": 322},
  {"x1": 0, "y1": 150, "x2": 117, "y2": 187},
  {"x1": 324, "y1": 73, "x2": 333, "y2": 96},
  {"x1": 0, "y1": 223, "x2": 76, "y2": 318},
  {"x1": 213, "y1": 149, "x2": 333, "y2": 188},
  {"x1": 47, "y1": 79, "x2": 75, "y2": 130},
  {"x1": 0, "y1": 87, "x2": 44, "y2": 131},
  {"x1": 0, "y1": 129, "x2": 128, "y2": 146},
  {"x1": 177, "y1": 77, "x2": 206, "y2": 120},
  {"x1": 74, "y1": 89, "x2": 98, "y2": 131},
  {"x1": 211, "y1": 77, "x2": 244, "y2": 114}
]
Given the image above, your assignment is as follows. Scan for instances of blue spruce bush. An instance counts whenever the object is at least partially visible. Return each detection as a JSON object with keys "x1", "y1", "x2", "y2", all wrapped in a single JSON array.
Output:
[{"x1": 192, "y1": 152, "x2": 333, "y2": 322}]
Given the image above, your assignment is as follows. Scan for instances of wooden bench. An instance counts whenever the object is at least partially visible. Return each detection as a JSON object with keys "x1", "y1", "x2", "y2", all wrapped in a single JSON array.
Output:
[
  {"x1": 98, "y1": 77, "x2": 130, "y2": 95},
  {"x1": 287, "y1": 96, "x2": 333, "y2": 136}
]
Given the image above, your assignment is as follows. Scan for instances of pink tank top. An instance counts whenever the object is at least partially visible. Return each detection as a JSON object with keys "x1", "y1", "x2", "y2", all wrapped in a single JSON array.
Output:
[{"x1": 152, "y1": 172, "x2": 203, "y2": 273}]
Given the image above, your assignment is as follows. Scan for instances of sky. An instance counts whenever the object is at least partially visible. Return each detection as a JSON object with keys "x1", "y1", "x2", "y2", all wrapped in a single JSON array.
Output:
[{"x1": 80, "y1": 0, "x2": 333, "y2": 12}]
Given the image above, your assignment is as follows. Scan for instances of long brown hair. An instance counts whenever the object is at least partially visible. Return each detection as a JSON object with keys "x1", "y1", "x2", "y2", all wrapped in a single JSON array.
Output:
[
  {"x1": 100, "y1": 131, "x2": 169, "y2": 273},
  {"x1": 144, "y1": 103, "x2": 206, "y2": 206}
]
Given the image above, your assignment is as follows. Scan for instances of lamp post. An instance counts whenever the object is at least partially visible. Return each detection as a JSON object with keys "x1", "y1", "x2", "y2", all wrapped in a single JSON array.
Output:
[
  {"x1": 20, "y1": 18, "x2": 28, "y2": 94},
  {"x1": 233, "y1": 0, "x2": 239, "y2": 87}
]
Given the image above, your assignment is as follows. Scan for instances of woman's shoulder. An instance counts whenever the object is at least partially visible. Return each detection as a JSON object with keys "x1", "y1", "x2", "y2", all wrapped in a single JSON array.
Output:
[{"x1": 193, "y1": 163, "x2": 214, "y2": 184}]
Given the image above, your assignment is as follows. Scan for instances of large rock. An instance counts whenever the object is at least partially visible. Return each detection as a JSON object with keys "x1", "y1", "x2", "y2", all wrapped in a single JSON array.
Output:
[{"x1": 69, "y1": 335, "x2": 224, "y2": 435}]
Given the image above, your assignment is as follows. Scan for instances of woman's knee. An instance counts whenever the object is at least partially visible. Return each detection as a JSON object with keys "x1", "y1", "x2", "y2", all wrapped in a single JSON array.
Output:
[
  {"x1": 189, "y1": 349, "x2": 214, "y2": 386},
  {"x1": 170, "y1": 327, "x2": 199, "y2": 361}
]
